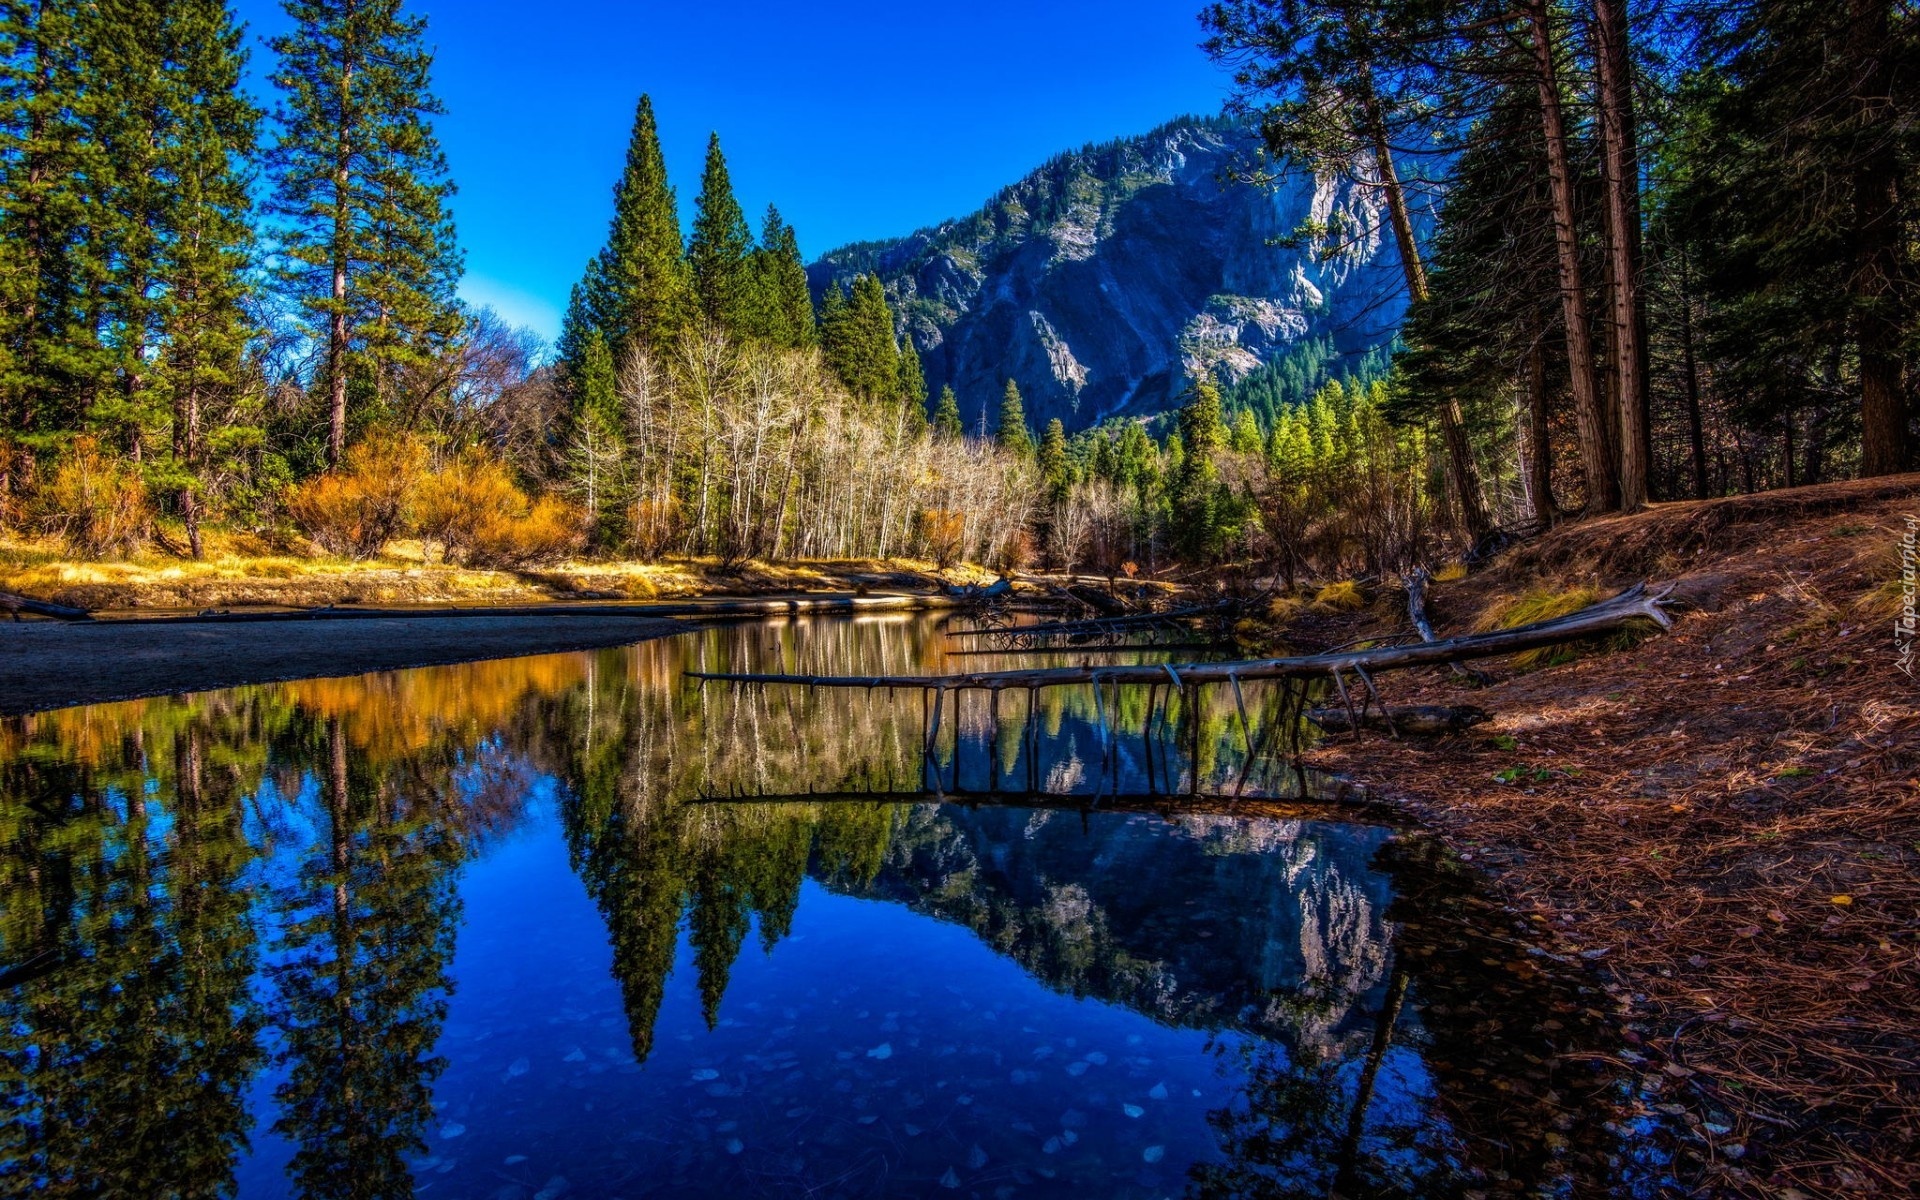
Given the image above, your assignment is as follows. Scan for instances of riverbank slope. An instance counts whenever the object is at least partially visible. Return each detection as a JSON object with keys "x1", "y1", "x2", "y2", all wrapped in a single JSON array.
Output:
[{"x1": 1288, "y1": 474, "x2": 1918, "y2": 1198}]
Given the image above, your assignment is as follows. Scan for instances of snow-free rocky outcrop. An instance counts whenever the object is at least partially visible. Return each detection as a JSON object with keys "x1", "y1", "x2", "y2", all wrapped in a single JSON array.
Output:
[{"x1": 810, "y1": 116, "x2": 1428, "y2": 433}]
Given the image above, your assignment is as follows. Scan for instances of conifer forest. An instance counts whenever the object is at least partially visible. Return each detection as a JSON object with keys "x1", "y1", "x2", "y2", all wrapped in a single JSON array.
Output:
[{"x1": 0, "y1": 1, "x2": 1911, "y2": 576}]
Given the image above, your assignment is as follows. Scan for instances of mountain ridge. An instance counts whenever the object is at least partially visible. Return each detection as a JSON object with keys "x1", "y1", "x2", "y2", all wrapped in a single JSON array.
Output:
[{"x1": 809, "y1": 114, "x2": 1431, "y2": 433}]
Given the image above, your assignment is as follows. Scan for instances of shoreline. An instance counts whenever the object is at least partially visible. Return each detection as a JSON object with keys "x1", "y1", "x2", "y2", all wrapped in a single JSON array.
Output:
[{"x1": 0, "y1": 592, "x2": 958, "y2": 715}]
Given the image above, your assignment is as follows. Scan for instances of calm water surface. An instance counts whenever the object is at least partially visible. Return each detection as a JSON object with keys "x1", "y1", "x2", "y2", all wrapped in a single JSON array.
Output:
[{"x1": 1, "y1": 614, "x2": 1660, "y2": 1197}]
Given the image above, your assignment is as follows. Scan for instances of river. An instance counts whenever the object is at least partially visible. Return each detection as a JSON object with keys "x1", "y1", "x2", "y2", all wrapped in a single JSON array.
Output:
[{"x1": 0, "y1": 612, "x2": 1667, "y2": 1197}]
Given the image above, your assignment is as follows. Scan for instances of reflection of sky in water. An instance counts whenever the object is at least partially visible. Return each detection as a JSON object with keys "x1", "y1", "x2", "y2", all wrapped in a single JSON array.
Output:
[{"x1": 227, "y1": 792, "x2": 1406, "y2": 1198}]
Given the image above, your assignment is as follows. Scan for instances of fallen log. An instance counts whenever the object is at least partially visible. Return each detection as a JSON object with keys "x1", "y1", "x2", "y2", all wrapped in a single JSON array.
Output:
[
  {"x1": 945, "y1": 576, "x2": 1012, "y2": 600},
  {"x1": 681, "y1": 789, "x2": 1401, "y2": 824},
  {"x1": 1308, "y1": 704, "x2": 1489, "y2": 736},
  {"x1": 946, "y1": 603, "x2": 1226, "y2": 640},
  {"x1": 0, "y1": 591, "x2": 94, "y2": 622},
  {"x1": 688, "y1": 582, "x2": 1673, "y2": 692},
  {"x1": 944, "y1": 641, "x2": 1227, "y2": 657}
]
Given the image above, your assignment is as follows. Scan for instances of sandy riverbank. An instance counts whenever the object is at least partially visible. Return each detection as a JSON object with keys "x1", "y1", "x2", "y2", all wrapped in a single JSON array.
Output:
[{"x1": 0, "y1": 612, "x2": 692, "y2": 715}]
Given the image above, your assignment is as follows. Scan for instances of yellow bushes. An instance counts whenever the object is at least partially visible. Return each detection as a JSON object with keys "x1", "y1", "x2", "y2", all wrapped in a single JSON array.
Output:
[
  {"x1": 31, "y1": 437, "x2": 151, "y2": 557},
  {"x1": 915, "y1": 508, "x2": 968, "y2": 569},
  {"x1": 417, "y1": 453, "x2": 583, "y2": 568},
  {"x1": 286, "y1": 435, "x2": 428, "y2": 559},
  {"x1": 288, "y1": 432, "x2": 581, "y2": 566}
]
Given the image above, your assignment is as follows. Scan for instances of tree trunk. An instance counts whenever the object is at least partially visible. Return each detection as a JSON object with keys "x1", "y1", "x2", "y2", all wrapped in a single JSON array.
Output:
[
  {"x1": 1362, "y1": 89, "x2": 1492, "y2": 542},
  {"x1": 1676, "y1": 251, "x2": 1709, "y2": 498},
  {"x1": 177, "y1": 381, "x2": 203, "y2": 559},
  {"x1": 1593, "y1": 0, "x2": 1650, "y2": 507},
  {"x1": 327, "y1": 73, "x2": 355, "y2": 470},
  {"x1": 1521, "y1": 340, "x2": 1556, "y2": 521},
  {"x1": 1525, "y1": 0, "x2": 1619, "y2": 512},
  {"x1": 1851, "y1": 0, "x2": 1909, "y2": 476}
]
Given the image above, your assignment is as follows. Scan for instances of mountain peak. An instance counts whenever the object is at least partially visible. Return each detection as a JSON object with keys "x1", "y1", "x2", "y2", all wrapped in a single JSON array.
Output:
[{"x1": 810, "y1": 115, "x2": 1422, "y2": 433}]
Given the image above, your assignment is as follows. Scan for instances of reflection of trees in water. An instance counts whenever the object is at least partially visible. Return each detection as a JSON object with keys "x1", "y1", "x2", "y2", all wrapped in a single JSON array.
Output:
[
  {"x1": 0, "y1": 704, "x2": 264, "y2": 1198},
  {"x1": 262, "y1": 716, "x2": 467, "y2": 1200},
  {"x1": 546, "y1": 618, "x2": 1637, "y2": 1197},
  {"x1": 0, "y1": 657, "x2": 575, "y2": 1199},
  {"x1": 545, "y1": 619, "x2": 1399, "y2": 1064}
]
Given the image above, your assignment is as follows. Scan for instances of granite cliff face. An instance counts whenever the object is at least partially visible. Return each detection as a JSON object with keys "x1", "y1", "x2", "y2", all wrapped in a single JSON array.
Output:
[{"x1": 811, "y1": 116, "x2": 1427, "y2": 433}]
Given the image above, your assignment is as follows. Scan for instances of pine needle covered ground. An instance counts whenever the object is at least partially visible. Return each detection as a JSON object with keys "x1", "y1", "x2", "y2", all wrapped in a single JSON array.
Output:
[{"x1": 1285, "y1": 474, "x2": 1920, "y2": 1199}]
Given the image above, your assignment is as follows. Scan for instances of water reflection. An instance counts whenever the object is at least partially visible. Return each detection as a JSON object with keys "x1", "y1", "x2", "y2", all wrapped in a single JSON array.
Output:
[{"x1": 0, "y1": 615, "x2": 1656, "y2": 1197}]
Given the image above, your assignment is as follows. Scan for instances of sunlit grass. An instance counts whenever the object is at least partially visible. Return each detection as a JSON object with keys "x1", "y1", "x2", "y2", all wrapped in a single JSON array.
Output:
[
  {"x1": 1311, "y1": 580, "x2": 1366, "y2": 611},
  {"x1": 0, "y1": 530, "x2": 969, "y2": 610}
]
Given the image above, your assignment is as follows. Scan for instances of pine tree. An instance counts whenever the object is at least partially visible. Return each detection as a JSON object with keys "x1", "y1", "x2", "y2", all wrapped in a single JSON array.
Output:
[
  {"x1": 751, "y1": 206, "x2": 814, "y2": 348},
  {"x1": 896, "y1": 341, "x2": 928, "y2": 435},
  {"x1": 687, "y1": 132, "x2": 754, "y2": 333},
  {"x1": 1170, "y1": 380, "x2": 1227, "y2": 561},
  {"x1": 932, "y1": 385, "x2": 963, "y2": 440},
  {"x1": 1202, "y1": 0, "x2": 1495, "y2": 531},
  {"x1": 265, "y1": 0, "x2": 464, "y2": 469},
  {"x1": 1684, "y1": 0, "x2": 1917, "y2": 475},
  {"x1": 996, "y1": 380, "x2": 1032, "y2": 456},
  {"x1": 140, "y1": 0, "x2": 259, "y2": 557},
  {"x1": 554, "y1": 277, "x2": 595, "y2": 396},
  {"x1": 827, "y1": 273, "x2": 898, "y2": 401},
  {"x1": 1038, "y1": 417, "x2": 1070, "y2": 500},
  {"x1": 583, "y1": 94, "x2": 688, "y2": 366},
  {"x1": 0, "y1": 0, "x2": 107, "y2": 440},
  {"x1": 818, "y1": 280, "x2": 850, "y2": 375}
]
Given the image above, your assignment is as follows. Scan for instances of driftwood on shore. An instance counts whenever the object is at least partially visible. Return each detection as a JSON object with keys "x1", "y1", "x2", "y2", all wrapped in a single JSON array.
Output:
[
  {"x1": 689, "y1": 582, "x2": 1673, "y2": 692},
  {"x1": 0, "y1": 592, "x2": 94, "y2": 622}
]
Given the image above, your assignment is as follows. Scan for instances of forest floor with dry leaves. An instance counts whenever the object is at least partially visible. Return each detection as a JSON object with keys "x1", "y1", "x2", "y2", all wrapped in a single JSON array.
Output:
[{"x1": 1285, "y1": 475, "x2": 1920, "y2": 1198}]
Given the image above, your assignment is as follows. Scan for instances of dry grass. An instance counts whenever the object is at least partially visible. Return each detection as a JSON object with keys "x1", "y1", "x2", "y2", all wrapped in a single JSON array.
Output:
[
  {"x1": 0, "y1": 531, "x2": 974, "y2": 611},
  {"x1": 1311, "y1": 579, "x2": 1367, "y2": 610},
  {"x1": 1296, "y1": 475, "x2": 1920, "y2": 1199}
]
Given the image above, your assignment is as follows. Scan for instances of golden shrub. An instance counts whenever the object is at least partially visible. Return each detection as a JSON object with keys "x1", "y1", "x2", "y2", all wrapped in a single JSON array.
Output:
[
  {"x1": 32, "y1": 437, "x2": 151, "y2": 557},
  {"x1": 915, "y1": 508, "x2": 968, "y2": 569},
  {"x1": 286, "y1": 432, "x2": 428, "y2": 559},
  {"x1": 417, "y1": 451, "x2": 583, "y2": 567}
]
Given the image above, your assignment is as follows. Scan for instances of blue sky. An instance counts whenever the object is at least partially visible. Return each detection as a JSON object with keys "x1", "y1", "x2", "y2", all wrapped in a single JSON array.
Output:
[{"x1": 230, "y1": 0, "x2": 1231, "y2": 342}]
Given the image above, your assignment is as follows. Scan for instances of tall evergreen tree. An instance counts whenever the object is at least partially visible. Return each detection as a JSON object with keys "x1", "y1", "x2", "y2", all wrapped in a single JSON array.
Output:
[
  {"x1": 1202, "y1": 0, "x2": 1495, "y2": 533},
  {"x1": 1684, "y1": 0, "x2": 1917, "y2": 476},
  {"x1": 265, "y1": 0, "x2": 464, "y2": 469},
  {"x1": 751, "y1": 205, "x2": 814, "y2": 348},
  {"x1": 932, "y1": 384, "x2": 964, "y2": 440},
  {"x1": 896, "y1": 340, "x2": 928, "y2": 434},
  {"x1": 835, "y1": 273, "x2": 898, "y2": 401},
  {"x1": 582, "y1": 94, "x2": 688, "y2": 369},
  {"x1": 0, "y1": 0, "x2": 107, "y2": 441},
  {"x1": 817, "y1": 279, "x2": 850, "y2": 372},
  {"x1": 1038, "y1": 417, "x2": 1070, "y2": 500},
  {"x1": 996, "y1": 379, "x2": 1033, "y2": 456},
  {"x1": 687, "y1": 132, "x2": 754, "y2": 333},
  {"x1": 134, "y1": 0, "x2": 259, "y2": 557}
]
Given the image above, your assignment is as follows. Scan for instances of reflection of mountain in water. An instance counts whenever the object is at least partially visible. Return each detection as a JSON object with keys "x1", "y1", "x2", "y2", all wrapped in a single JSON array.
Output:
[{"x1": 840, "y1": 805, "x2": 1396, "y2": 1052}]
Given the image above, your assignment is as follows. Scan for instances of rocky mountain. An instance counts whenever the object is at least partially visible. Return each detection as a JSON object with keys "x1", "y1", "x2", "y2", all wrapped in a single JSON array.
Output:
[{"x1": 810, "y1": 115, "x2": 1430, "y2": 434}]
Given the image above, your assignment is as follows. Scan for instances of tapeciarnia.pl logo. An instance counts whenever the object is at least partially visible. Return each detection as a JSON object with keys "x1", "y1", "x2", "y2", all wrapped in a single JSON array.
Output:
[{"x1": 1899, "y1": 514, "x2": 1917, "y2": 679}]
